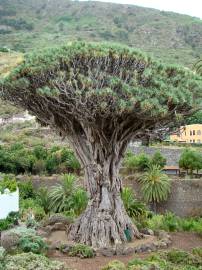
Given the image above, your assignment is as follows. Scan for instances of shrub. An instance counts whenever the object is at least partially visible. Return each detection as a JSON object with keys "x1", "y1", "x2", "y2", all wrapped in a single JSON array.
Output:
[
  {"x1": 147, "y1": 212, "x2": 180, "y2": 232},
  {"x1": 151, "y1": 151, "x2": 166, "y2": 168},
  {"x1": 20, "y1": 198, "x2": 46, "y2": 221},
  {"x1": 165, "y1": 249, "x2": 202, "y2": 267},
  {"x1": 70, "y1": 188, "x2": 88, "y2": 215},
  {"x1": 163, "y1": 212, "x2": 180, "y2": 232},
  {"x1": 0, "y1": 175, "x2": 17, "y2": 194},
  {"x1": 136, "y1": 153, "x2": 150, "y2": 171},
  {"x1": 10, "y1": 227, "x2": 36, "y2": 237},
  {"x1": 4, "y1": 252, "x2": 67, "y2": 270},
  {"x1": 0, "y1": 143, "x2": 80, "y2": 176},
  {"x1": 147, "y1": 214, "x2": 202, "y2": 234},
  {"x1": 192, "y1": 247, "x2": 202, "y2": 258},
  {"x1": 0, "y1": 212, "x2": 19, "y2": 232},
  {"x1": 32, "y1": 159, "x2": 46, "y2": 174},
  {"x1": 126, "y1": 249, "x2": 202, "y2": 270},
  {"x1": 121, "y1": 187, "x2": 148, "y2": 221},
  {"x1": 124, "y1": 152, "x2": 150, "y2": 172},
  {"x1": 18, "y1": 235, "x2": 48, "y2": 254},
  {"x1": 0, "y1": 247, "x2": 6, "y2": 270},
  {"x1": 0, "y1": 47, "x2": 10, "y2": 52},
  {"x1": 33, "y1": 145, "x2": 47, "y2": 160},
  {"x1": 127, "y1": 258, "x2": 153, "y2": 269},
  {"x1": 179, "y1": 148, "x2": 202, "y2": 174},
  {"x1": 18, "y1": 180, "x2": 36, "y2": 199},
  {"x1": 0, "y1": 219, "x2": 13, "y2": 232},
  {"x1": 102, "y1": 260, "x2": 126, "y2": 270},
  {"x1": 36, "y1": 187, "x2": 50, "y2": 214},
  {"x1": 0, "y1": 247, "x2": 5, "y2": 261},
  {"x1": 69, "y1": 244, "x2": 95, "y2": 258},
  {"x1": 123, "y1": 154, "x2": 138, "y2": 172},
  {"x1": 49, "y1": 174, "x2": 88, "y2": 214}
]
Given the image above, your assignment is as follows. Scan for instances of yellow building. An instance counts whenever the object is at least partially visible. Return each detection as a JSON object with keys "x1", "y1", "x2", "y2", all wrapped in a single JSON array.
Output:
[{"x1": 170, "y1": 124, "x2": 202, "y2": 144}]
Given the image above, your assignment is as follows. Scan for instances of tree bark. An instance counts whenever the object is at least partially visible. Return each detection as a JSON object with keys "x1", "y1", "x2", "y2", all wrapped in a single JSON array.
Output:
[{"x1": 68, "y1": 132, "x2": 141, "y2": 248}]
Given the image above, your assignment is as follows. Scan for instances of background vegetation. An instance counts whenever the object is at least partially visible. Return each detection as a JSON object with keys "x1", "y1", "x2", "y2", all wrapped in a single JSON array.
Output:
[{"x1": 0, "y1": 0, "x2": 201, "y2": 67}]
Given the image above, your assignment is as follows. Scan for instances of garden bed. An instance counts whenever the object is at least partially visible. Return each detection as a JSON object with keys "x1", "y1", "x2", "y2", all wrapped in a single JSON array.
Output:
[{"x1": 51, "y1": 232, "x2": 202, "y2": 270}]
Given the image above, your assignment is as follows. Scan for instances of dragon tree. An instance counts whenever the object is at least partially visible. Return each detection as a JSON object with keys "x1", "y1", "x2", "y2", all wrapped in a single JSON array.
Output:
[{"x1": 1, "y1": 42, "x2": 202, "y2": 248}]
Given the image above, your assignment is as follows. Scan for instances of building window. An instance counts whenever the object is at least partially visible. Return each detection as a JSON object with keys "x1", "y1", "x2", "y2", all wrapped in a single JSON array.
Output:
[
  {"x1": 193, "y1": 139, "x2": 195, "y2": 143},
  {"x1": 190, "y1": 130, "x2": 192, "y2": 136},
  {"x1": 190, "y1": 140, "x2": 192, "y2": 143},
  {"x1": 197, "y1": 130, "x2": 201, "y2": 135},
  {"x1": 193, "y1": 130, "x2": 195, "y2": 135}
]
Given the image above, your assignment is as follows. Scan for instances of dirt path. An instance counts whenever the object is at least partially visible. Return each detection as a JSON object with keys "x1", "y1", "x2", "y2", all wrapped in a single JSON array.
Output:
[{"x1": 52, "y1": 232, "x2": 202, "y2": 270}]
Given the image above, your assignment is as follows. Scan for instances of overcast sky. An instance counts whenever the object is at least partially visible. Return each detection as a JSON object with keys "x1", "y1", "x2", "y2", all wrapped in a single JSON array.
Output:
[{"x1": 80, "y1": 0, "x2": 202, "y2": 18}]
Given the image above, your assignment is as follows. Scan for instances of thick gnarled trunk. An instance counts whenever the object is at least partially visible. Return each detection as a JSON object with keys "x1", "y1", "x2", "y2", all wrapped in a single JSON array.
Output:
[{"x1": 68, "y1": 134, "x2": 141, "y2": 248}]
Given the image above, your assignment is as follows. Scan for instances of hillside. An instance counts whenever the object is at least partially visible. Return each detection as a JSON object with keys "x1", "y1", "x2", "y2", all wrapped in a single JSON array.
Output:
[{"x1": 0, "y1": 0, "x2": 202, "y2": 68}]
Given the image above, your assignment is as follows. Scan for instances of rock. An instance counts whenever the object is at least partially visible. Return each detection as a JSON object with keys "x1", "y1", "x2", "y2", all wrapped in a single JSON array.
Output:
[
  {"x1": 140, "y1": 244, "x2": 150, "y2": 252},
  {"x1": 42, "y1": 225, "x2": 52, "y2": 234},
  {"x1": 42, "y1": 214, "x2": 72, "y2": 227},
  {"x1": 122, "y1": 247, "x2": 134, "y2": 255},
  {"x1": 156, "y1": 230, "x2": 168, "y2": 240},
  {"x1": 1, "y1": 231, "x2": 20, "y2": 251},
  {"x1": 36, "y1": 229, "x2": 50, "y2": 238},
  {"x1": 159, "y1": 241, "x2": 168, "y2": 248},
  {"x1": 49, "y1": 240, "x2": 62, "y2": 250},
  {"x1": 134, "y1": 247, "x2": 142, "y2": 253},
  {"x1": 98, "y1": 247, "x2": 116, "y2": 257},
  {"x1": 51, "y1": 222, "x2": 67, "y2": 231},
  {"x1": 115, "y1": 244, "x2": 125, "y2": 255},
  {"x1": 140, "y1": 228, "x2": 154, "y2": 236},
  {"x1": 60, "y1": 243, "x2": 74, "y2": 254}
]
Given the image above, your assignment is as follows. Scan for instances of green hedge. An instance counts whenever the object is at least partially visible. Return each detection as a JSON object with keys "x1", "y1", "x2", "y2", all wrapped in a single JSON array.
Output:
[{"x1": 0, "y1": 143, "x2": 80, "y2": 175}]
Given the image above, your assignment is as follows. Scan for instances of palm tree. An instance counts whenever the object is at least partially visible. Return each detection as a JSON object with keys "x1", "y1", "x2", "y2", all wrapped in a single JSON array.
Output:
[{"x1": 139, "y1": 165, "x2": 171, "y2": 212}]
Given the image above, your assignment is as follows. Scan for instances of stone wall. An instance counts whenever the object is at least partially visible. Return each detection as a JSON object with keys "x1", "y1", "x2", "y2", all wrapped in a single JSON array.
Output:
[
  {"x1": 16, "y1": 175, "x2": 61, "y2": 190},
  {"x1": 17, "y1": 174, "x2": 202, "y2": 218},
  {"x1": 129, "y1": 146, "x2": 182, "y2": 166},
  {"x1": 125, "y1": 178, "x2": 202, "y2": 217}
]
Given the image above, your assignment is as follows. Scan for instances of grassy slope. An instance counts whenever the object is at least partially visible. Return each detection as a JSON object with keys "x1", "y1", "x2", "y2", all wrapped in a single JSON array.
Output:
[{"x1": 0, "y1": 0, "x2": 202, "y2": 68}]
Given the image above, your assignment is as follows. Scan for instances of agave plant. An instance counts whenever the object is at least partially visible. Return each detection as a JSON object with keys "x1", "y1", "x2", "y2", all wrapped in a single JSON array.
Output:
[
  {"x1": 37, "y1": 187, "x2": 50, "y2": 214},
  {"x1": 48, "y1": 174, "x2": 78, "y2": 213},
  {"x1": 139, "y1": 165, "x2": 171, "y2": 212},
  {"x1": 71, "y1": 188, "x2": 88, "y2": 216},
  {"x1": 48, "y1": 174, "x2": 88, "y2": 214},
  {"x1": 121, "y1": 187, "x2": 148, "y2": 219}
]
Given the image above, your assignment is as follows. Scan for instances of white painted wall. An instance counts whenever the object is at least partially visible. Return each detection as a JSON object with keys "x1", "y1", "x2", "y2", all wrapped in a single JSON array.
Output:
[{"x1": 0, "y1": 189, "x2": 19, "y2": 219}]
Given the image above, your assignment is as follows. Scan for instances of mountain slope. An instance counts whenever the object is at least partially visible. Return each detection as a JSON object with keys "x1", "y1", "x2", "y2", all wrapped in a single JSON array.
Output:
[{"x1": 0, "y1": 0, "x2": 202, "y2": 67}]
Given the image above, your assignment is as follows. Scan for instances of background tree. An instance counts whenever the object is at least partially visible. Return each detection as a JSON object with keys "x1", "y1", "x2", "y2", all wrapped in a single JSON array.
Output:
[
  {"x1": 179, "y1": 149, "x2": 202, "y2": 175},
  {"x1": 151, "y1": 151, "x2": 166, "y2": 169},
  {"x1": 185, "y1": 110, "x2": 202, "y2": 125},
  {"x1": 1, "y1": 42, "x2": 202, "y2": 248}
]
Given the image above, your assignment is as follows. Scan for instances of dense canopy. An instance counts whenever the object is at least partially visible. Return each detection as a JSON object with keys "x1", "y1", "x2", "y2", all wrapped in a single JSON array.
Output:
[
  {"x1": 1, "y1": 42, "x2": 202, "y2": 140},
  {"x1": 1, "y1": 42, "x2": 202, "y2": 248}
]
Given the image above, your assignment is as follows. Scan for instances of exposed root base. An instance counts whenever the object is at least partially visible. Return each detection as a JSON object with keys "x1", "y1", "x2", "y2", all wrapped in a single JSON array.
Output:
[{"x1": 68, "y1": 201, "x2": 141, "y2": 248}]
